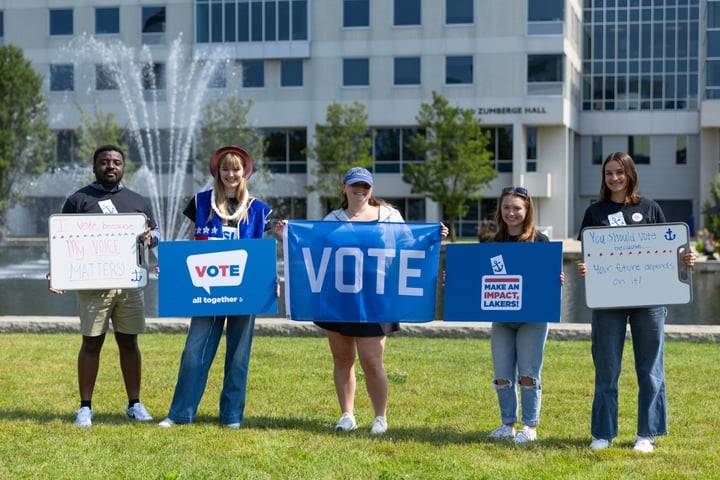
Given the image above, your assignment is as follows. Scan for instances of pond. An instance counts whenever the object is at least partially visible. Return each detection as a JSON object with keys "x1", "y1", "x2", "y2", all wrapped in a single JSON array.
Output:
[{"x1": 1, "y1": 244, "x2": 719, "y2": 324}]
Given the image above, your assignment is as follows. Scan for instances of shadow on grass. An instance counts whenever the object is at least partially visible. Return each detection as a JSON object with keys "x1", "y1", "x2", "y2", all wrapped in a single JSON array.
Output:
[
  {"x1": 244, "y1": 415, "x2": 590, "y2": 449},
  {"x1": 0, "y1": 409, "x2": 590, "y2": 449}
]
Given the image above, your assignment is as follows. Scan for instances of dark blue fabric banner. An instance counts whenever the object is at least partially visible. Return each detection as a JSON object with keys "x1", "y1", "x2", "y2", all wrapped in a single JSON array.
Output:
[
  {"x1": 284, "y1": 221, "x2": 441, "y2": 322},
  {"x1": 443, "y1": 242, "x2": 563, "y2": 323}
]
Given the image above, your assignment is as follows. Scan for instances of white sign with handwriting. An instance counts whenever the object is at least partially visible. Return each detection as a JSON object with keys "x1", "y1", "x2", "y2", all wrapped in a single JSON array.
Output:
[
  {"x1": 581, "y1": 223, "x2": 692, "y2": 309},
  {"x1": 49, "y1": 213, "x2": 148, "y2": 290}
]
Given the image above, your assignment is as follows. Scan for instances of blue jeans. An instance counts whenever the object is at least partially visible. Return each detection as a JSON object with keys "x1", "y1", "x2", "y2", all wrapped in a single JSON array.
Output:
[
  {"x1": 591, "y1": 307, "x2": 667, "y2": 441},
  {"x1": 491, "y1": 322, "x2": 549, "y2": 427},
  {"x1": 167, "y1": 315, "x2": 255, "y2": 425}
]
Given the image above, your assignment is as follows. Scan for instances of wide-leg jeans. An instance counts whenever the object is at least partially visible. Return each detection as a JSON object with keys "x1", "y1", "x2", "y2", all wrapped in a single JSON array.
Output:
[
  {"x1": 591, "y1": 307, "x2": 667, "y2": 441},
  {"x1": 167, "y1": 315, "x2": 255, "y2": 425}
]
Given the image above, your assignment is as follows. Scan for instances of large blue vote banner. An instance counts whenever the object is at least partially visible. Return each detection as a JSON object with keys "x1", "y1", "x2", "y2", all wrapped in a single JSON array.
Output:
[
  {"x1": 158, "y1": 239, "x2": 277, "y2": 317},
  {"x1": 444, "y1": 242, "x2": 563, "y2": 323},
  {"x1": 284, "y1": 221, "x2": 441, "y2": 323}
]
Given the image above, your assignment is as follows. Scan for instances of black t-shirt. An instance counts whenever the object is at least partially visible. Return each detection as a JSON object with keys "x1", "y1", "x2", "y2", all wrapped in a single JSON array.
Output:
[
  {"x1": 506, "y1": 231, "x2": 549, "y2": 243},
  {"x1": 62, "y1": 183, "x2": 156, "y2": 229},
  {"x1": 577, "y1": 197, "x2": 666, "y2": 240},
  {"x1": 183, "y1": 197, "x2": 240, "y2": 227}
]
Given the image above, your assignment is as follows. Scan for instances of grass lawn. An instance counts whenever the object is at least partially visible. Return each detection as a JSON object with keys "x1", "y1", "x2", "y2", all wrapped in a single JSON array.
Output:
[{"x1": 0, "y1": 334, "x2": 718, "y2": 479}]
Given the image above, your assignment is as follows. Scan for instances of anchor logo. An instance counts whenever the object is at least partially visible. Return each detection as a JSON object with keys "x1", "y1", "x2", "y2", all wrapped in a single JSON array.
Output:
[
  {"x1": 492, "y1": 259, "x2": 504, "y2": 273},
  {"x1": 664, "y1": 228, "x2": 676, "y2": 241},
  {"x1": 130, "y1": 269, "x2": 144, "y2": 283},
  {"x1": 489, "y1": 255, "x2": 507, "y2": 274}
]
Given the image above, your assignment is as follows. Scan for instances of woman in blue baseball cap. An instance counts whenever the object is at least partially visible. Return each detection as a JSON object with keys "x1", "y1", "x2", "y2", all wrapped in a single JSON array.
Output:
[{"x1": 279, "y1": 166, "x2": 447, "y2": 435}]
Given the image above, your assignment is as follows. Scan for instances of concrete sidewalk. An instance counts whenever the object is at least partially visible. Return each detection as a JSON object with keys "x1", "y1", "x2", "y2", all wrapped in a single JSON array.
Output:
[{"x1": 1, "y1": 316, "x2": 718, "y2": 343}]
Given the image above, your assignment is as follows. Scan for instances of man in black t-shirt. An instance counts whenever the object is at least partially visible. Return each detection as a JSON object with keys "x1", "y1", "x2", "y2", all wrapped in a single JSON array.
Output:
[{"x1": 50, "y1": 145, "x2": 159, "y2": 427}]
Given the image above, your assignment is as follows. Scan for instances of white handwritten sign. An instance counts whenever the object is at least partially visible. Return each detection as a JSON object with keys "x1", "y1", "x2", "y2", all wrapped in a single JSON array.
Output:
[
  {"x1": 49, "y1": 213, "x2": 148, "y2": 290},
  {"x1": 581, "y1": 223, "x2": 692, "y2": 309}
]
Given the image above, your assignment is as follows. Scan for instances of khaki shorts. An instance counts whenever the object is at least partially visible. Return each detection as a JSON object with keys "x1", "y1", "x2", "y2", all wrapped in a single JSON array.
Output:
[{"x1": 77, "y1": 289, "x2": 146, "y2": 337}]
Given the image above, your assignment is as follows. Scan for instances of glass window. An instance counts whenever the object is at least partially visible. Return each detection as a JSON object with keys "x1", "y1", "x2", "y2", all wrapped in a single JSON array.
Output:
[
  {"x1": 292, "y1": 0, "x2": 308, "y2": 40},
  {"x1": 394, "y1": 57, "x2": 421, "y2": 85},
  {"x1": 446, "y1": 0, "x2": 473, "y2": 24},
  {"x1": 402, "y1": 127, "x2": 425, "y2": 163},
  {"x1": 50, "y1": 64, "x2": 74, "y2": 92},
  {"x1": 243, "y1": 60, "x2": 264, "y2": 87},
  {"x1": 209, "y1": 62, "x2": 226, "y2": 89},
  {"x1": 528, "y1": 0, "x2": 563, "y2": 21},
  {"x1": 262, "y1": 129, "x2": 307, "y2": 173},
  {"x1": 0, "y1": 12, "x2": 4, "y2": 39},
  {"x1": 56, "y1": 130, "x2": 76, "y2": 164},
  {"x1": 279, "y1": 1, "x2": 290, "y2": 40},
  {"x1": 251, "y1": 1, "x2": 262, "y2": 41},
  {"x1": 143, "y1": 7, "x2": 166, "y2": 33},
  {"x1": 196, "y1": 3, "x2": 209, "y2": 43},
  {"x1": 95, "y1": 8, "x2": 119, "y2": 34},
  {"x1": 265, "y1": 1, "x2": 276, "y2": 41},
  {"x1": 592, "y1": 136, "x2": 603, "y2": 164},
  {"x1": 388, "y1": 198, "x2": 426, "y2": 221},
  {"x1": 395, "y1": 0, "x2": 421, "y2": 26},
  {"x1": 224, "y1": 3, "x2": 236, "y2": 41},
  {"x1": 142, "y1": 63, "x2": 165, "y2": 90},
  {"x1": 710, "y1": 1, "x2": 720, "y2": 28},
  {"x1": 446, "y1": 56, "x2": 473, "y2": 84},
  {"x1": 50, "y1": 9, "x2": 73, "y2": 36},
  {"x1": 96, "y1": 64, "x2": 119, "y2": 90},
  {"x1": 375, "y1": 128, "x2": 401, "y2": 167},
  {"x1": 709, "y1": 31, "x2": 720, "y2": 58},
  {"x1": 527, "y1": 54, "x2": 564, "y2": 82},
  {"x1": 344, "y1": 0, "x2": 369, "y2": 27},
  {"x1": 238, "y1": 2, "x2": 250, "y2": 41},
  {"x1": 676, "y1": 135, "x2": 687, "y2": 164},
  {"x1": 526, "y1": 127, "x2": 537, "y2": 172},
  {"x1": 628, "y1": 135, "x2": 650, "y2": 164},
  {"x1": 343, "y1": 58, "x2": 370, "y2": 86},
  {"x1": 281, "y1": 59, "x2": 303, "y2": 87}
]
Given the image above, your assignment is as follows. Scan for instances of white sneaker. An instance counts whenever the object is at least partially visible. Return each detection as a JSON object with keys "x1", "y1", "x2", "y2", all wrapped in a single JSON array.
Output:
[
  {"x1": 513, "y1": 426, "x2": 538, "y2": 444},
  {"x1": 488, "y1": 424, "x2": 516, "y2": 439},
  {"x1": 75, "y1": 406, "x2": 93, "y2": 428},
  {"x1": 335, "y1": 412, "x2": 357, "y2": 432},
  {"x1": 125, "y1": 402, "x2": 153, "y2": 422},
  {"x1": 370, "y1": 416, "x2": 388, "y2": 435},
  {"x1": 633, "y1": 436, "x2": 655, "y2": 453},
  {"x1": 225, "y1": 423, "x2": 241, "y2": 429},
  {"x1": 590, "y1": 438, "x2": 611, "y2": 450},
  {"x1": 158, "y1": 417, "x2": 176, "y2": 428}
]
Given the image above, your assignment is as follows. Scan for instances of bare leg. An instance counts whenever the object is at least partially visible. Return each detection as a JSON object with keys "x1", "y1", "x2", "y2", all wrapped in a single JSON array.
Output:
[
  {"x1": 326, "y1": 331, "x2": 357, "y2": 414},
  {"x1": 356, "y1": 336, "x2": 388, "y2": 418},
  {"x1": 115, "y1": 332, "x2": 141, "y2": 401},
  {"x1": 78, "y1": 335, "x2": 106, "y2": 402}
]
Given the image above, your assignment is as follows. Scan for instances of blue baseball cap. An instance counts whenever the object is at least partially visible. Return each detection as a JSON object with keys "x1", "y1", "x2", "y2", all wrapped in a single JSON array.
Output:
[{"x1": 343, "y1": 167, "x2": 374, "y2": 186}]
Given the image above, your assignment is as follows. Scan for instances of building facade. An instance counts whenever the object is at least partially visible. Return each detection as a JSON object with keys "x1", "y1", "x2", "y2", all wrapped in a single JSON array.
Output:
[{"x1": 1, "y1": 0, "x2": 715, "y2": 238}]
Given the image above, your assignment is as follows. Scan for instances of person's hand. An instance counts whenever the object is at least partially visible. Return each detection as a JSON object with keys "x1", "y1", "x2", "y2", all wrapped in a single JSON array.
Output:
[
  {"x1": 274, "y1": 220, "x2": 288, "y2": 237},
  {"x1": 138, "y1": 227, "x2": 152, "y2": 246},
  {"x1": 46, "y1": 273, "x2": 63, "y2": 295},
  {"x1": 560, "y1": 271, "x2": 566, "y2": 285},
  {"x1": 682, "y1": 250, "x2": 697, "y2": 267},
  {"x1": 440, "y1": 223, "x2": 449, "y2": 239},
  {"x1": 577, "y1": 262, "x2": 587, "y2": 277}
]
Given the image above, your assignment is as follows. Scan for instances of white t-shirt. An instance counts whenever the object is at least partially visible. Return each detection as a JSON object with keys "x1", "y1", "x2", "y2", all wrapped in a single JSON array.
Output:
[{"x1": 323, "y1": 205, "x2": 404, "y2": 223}]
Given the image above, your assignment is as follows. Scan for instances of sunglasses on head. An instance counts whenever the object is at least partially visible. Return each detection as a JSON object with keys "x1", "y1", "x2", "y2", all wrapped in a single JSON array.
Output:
[{"x1": 502, "y1": 186, "x2": 529, "y2": 196}]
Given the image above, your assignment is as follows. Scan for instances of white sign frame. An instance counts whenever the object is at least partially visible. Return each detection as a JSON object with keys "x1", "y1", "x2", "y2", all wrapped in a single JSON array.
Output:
[
  {"x1": 49, "y1": 213, "x2": 148, "y2": 290},
  {"x1": 581, "y1": 222, "x2": 692, "y2": 309}
]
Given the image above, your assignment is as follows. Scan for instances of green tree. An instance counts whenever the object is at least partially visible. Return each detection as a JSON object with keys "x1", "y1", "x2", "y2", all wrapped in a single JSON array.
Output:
[
  {"x1": 703, "y1": 173, "x2": 720, "y2": 249},
  {"x1": 74, "y1": 105, "x2": 131, "y2": 170},
  {"x1": 403, "y1": 92, "x2": 496, "y2": 241},
  {"x1": 195, "y1": 97, "x2": 264, "y2": 184},
  {"x1": 309, "y1": 102, "x2": 373, "y2": 207},
  {"x1": 0, "y1": 45, "x2": 55, "y2": 235}
]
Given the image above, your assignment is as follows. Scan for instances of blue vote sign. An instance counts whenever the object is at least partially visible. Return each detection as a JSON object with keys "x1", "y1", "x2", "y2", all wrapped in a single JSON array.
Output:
[
  {"x1": 443, "y1": 242, "x2": 563, "y2": 322},
  {"x1": 158, "y1": 239, "x2": 277, "y2": 317},
  {"x1": 284, "y1": 221, "x2": 441, "y2": 322}
]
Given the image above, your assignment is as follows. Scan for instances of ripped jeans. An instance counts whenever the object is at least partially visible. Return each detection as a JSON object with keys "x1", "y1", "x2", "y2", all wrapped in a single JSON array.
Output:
[{"x1": 491, "y1": 322, "x2": 549, "y2": 427}]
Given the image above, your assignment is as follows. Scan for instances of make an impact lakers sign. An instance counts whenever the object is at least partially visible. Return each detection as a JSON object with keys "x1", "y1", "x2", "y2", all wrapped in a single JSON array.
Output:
[
  {"x1": 283, "y1": 221, "x2": 441, "y2": 322},
  {"x1": 443, "y1": 242, "x2": 563, "y2": 322},
  {"x1": 158, "y1": 239, "x2": 277, "y2": 316},
  {"x1": 581, "y1": 223, "x2": 692, "y2": 308}
]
